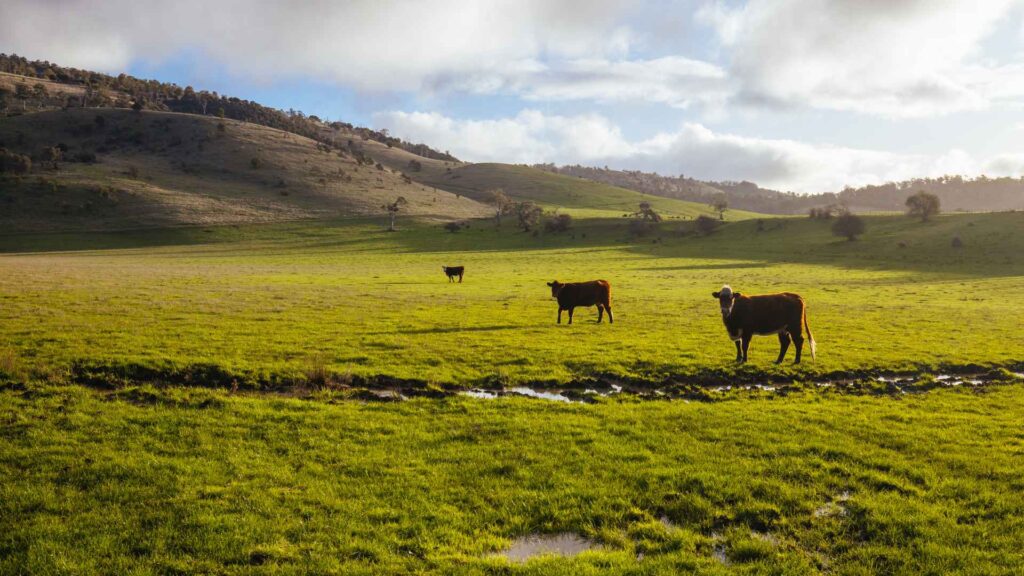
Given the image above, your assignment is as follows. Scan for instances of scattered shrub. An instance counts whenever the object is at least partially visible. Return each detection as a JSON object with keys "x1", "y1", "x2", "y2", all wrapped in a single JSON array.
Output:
[
  {"x1": 832, "y1": 212, "x2": 866, "y2": 241},
  {"x1": 694, "y1": 215, "x2": 721, "y2": 236},
  {"x1": 0, "y1": 148, "x2": 32, "y2": 174},
  {"x1": 952, "y1": 236, "x2": 963, "y2": 248},
  {"x1": 545, "y1": 213, "x2": 573, "y2": 233},
  {"x1": 250, "y1": 157, "x2": 262, "y2": 169},
  {"x1": 629, "y1": 219, "x2": 656, "y2": 237}
]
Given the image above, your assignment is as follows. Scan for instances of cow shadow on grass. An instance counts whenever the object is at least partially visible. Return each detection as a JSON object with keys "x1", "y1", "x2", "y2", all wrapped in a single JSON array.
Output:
[{"x1": 365, "y1": 324, "x2": 523, "y2": 336}]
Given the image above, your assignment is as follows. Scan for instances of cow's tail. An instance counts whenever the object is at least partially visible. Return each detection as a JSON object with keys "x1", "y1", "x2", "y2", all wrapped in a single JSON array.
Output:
[{"x1": 803, "y1": 305, "x2": 816, "y2": 360}]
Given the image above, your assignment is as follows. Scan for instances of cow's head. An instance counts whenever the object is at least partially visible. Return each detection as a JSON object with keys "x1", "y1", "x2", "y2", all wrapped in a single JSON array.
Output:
[
  {"x1": 441, "y1": 266, "x2": 449, "y2": 272},
  {"x1": 546, "y1": 281, "x2": 563, "y2": 298},
  {"x1": 711, "y1": 285, "x2": 741, "y2": 317}
]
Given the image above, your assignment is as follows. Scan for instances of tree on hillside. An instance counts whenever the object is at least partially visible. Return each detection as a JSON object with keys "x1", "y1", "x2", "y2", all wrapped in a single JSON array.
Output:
[
  {"x1": 634, "y1": 201, "x2": 662, "y2": 222},
  {"x1": 0, "y1": 86, "x2": 10, "y2": 112},
  {"x1": 14, "y1": 83, "x2": 29, "y2": 111},
  {"x1": 711, "y1": 194, "x2": 728, "y2": 220},
  {"x1": 515, "y1": 200, "x2": 543, "y2": 232},
  {"x1": 485, "y1": 188, "x2": 514, "y2": 226},
  {"x1": 906, "y1": 190, "x2": 941, "y2": 222},
  {"x1": 39, "y1": 146, "x2": 62, "y2": 170},
  {"x1": 31, "y1": 83, "x2": 46, "y2": 109},
  {"x1": 832, "y1": 211, "x2": 866, "y2": 241},
  {"x1": 383, "y1": 196, "x2": 408, "y2": 231}
]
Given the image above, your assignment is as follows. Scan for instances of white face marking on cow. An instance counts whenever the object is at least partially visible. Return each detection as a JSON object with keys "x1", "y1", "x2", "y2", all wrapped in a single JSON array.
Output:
[{"x1": 718, "y1": 285, "x2": 735, "y2": 318}]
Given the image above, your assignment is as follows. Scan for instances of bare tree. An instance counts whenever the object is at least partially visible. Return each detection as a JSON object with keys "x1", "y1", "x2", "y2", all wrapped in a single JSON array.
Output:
[
  {"x1": 485, "y1": 188, "x2": 514, "y2": 226},
  {"x1": 383, "y1": 196, "x2": 408, "y2": 231},
  {"x1": 515, "y1": 200, "x2": 543, "y2": 231},
  {"x1": 711, "y1": 194, "x2": 728, "y2": 220}
]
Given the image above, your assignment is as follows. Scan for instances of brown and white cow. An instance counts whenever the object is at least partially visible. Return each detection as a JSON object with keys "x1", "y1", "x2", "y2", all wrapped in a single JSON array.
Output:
[
  {"x1": 547, "y1": 280, "x2": 613, "y2": 324},
  {"x1": 712, "y1": 285, "x2": 815, "y2": 363}
]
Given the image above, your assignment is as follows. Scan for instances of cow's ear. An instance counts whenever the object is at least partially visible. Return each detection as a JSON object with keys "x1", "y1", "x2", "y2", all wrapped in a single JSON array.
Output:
[
  {"x1": 712, "y1": 291, "x2": 720, "y2": 298},
  {"x1": 733, "y1": 292, "x2": 741, "y2": 299},
  {"x1": 547, "y1": 282, "x2": 554, "y2": 287}
]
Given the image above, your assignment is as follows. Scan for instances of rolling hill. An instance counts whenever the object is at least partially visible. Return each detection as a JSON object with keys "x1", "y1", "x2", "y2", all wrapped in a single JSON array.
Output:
[
  {"x1": 359, "y1": 140, "x2": 750, "y2": 220},
  {"x1": 0, "y1": 108, "x2": 488, "y2": 232},
  {"x1": 1, "y1": 55, "x2": 757, "y2": 232}
]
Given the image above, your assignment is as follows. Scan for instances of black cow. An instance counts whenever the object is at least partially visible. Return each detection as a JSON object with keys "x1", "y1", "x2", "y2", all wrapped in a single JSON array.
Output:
[
  {"x1": 712, "y1": 285, "x2": 816, "y2": 363},
  {"x1": 547, "y1": 280, "x2": 613, "y2": 324},
  {"x1": 442, "y1": 266, "x2": 464, "y2": 283}
]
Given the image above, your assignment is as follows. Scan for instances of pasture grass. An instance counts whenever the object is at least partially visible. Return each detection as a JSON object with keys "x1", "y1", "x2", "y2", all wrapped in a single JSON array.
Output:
[
  {"x1": 0, "y1": 211, "x2": 1021, "y2": 387},
  {"x1": 2, "y1": 380, "x2": 1023, "y2": 574}
]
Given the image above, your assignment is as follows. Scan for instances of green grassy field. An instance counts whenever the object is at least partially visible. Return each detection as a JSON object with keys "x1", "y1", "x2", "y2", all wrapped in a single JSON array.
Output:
[
  {"x1": 1, "y1": 211, "x2": 1021, "y2": 387},
  {"x1": 3, "y1": 381, "x2": 1024, "y2": 574},
  {"x1": 2, "y1": 210, "x2": 1023, "y2": 574}
]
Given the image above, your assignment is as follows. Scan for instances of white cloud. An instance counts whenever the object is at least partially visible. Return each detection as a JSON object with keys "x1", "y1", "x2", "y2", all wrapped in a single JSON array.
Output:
[
  {"x1": 376, "y1": 109, "x2": 1024, "y2": 192},
  {"x1": 698, "y1": 0, "x2": 1022, "y2": 117},
  {"x1": 0, "y1": 0, "x2": 635, "y2": 91},
  {"x1": 446, "y1": 56, "x2": 732, "y2": 108}
]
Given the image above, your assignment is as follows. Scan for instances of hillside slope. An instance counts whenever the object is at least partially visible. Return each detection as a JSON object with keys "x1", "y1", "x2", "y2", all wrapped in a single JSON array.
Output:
[
  {"x1": 364, "y1": 143, "x2": 755, "y2": 220},
  {"x1": 0, "y1": 109, "x2": 488, "y2": 232}
]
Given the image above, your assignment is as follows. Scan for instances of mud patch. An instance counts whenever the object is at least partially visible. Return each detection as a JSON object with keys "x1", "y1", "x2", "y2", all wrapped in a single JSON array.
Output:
[
  {"x1": 813, "y1": 491, "x2": 851, "y2": 518},
  {"x1": 499, "y1": 533, "x2": 599, "y2": 562}
]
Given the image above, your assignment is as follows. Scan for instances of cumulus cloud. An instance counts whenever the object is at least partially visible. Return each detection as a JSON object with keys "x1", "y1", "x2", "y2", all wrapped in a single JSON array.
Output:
[
  {"x1": 445, "y1": 56, "x2": 732, "y2": 108},
  {"x1": 698, "y1": 0, "x2": 1022, "y2": 117},
  {"x1": 0, "y1": 0, "x2": 634, "y2": 90},
  {"x1": 376, "y1": 109, "x2": 1024, "y2": 192},
  {"x1": 3, "y1": 0, "x2": 1023, "y2": 117}
]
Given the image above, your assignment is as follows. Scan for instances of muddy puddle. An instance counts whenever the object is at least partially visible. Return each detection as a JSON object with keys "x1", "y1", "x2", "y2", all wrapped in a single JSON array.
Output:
[
  {"x1": 414, "y1": 371, "x2": 1021, "y2": 403},
  {"x1": 499, "y1": 533, "x2": 599, "y2": 562}
]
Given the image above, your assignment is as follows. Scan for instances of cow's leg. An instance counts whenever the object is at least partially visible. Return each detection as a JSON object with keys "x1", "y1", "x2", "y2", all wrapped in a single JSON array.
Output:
[
  {"x1": 597, "y1": 305, "x2": 604, "y2": 323},
  {"x1": 792, "y1": 332, "x2": 804, "y2": 364},
  {"x1": 741, "y1": 336, "x2": 752, "y2": 363},
  {"x1": 458, "y1": 273, "x2": 463, "y2": 283},
  {"x1": 776, "y1": 332, "x2": 791, "y2": 364},
  {"x1": 557, "y1": 308, "x2": 563, "y2": 324},
  {"x1": 568, "y1": 307, "x2": 575, "y2": 325},
  {"x1": 734, "y1": 340, "x2": 743, "y2": 362},
  {"x1": 606, "y1": 305, "x2": 613, "y2": 324}
]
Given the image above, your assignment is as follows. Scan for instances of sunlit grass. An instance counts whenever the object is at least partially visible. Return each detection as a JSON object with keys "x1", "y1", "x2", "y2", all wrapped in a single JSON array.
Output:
[{"x1": 1, "y1": 212, "x2": 1021, "y2": 386}]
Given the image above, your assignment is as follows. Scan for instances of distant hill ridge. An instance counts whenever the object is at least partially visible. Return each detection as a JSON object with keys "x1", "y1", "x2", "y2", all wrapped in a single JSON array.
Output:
[
  {"x1": 0, "y1": 53, "x2": 457, "y2": 162},
  {"x1": 532, "y1": 164, "x2": 1024, "y2": 214}
]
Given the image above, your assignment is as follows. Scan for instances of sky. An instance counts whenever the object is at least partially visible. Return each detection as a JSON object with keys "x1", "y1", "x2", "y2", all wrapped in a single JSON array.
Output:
[{"x1": 4, "y1": 0, "x2": 1024, "y2": 193}]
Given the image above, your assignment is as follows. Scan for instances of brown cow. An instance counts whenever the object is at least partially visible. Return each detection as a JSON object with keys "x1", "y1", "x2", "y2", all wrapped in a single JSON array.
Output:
[
  {"x1": 712, "y1": 285, "x2": 816, "y2": 363},
  {"x1": 442, "y1": 265, "x2": 464, "y2": 283},
  {"x1": 547, "y1": 280, "x2": 613, "y2": 324}
]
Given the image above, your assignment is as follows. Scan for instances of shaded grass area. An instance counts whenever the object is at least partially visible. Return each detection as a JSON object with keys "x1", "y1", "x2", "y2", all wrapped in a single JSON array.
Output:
[
  {"x1": 2, "y1": 382, "x2": 1024, "y2": 574},
  {"x1": 0, "y1": 212, "x2": 1021, "y2": 386}
]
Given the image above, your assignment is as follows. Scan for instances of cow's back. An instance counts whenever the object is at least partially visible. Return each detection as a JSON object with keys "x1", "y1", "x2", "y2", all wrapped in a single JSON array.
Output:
[
  {"x1": 558, "y1": 280, "x2": 611, "y2": 308},
  {"x1": 734, "y1": 293, "x2": 804, "y2": 333}
]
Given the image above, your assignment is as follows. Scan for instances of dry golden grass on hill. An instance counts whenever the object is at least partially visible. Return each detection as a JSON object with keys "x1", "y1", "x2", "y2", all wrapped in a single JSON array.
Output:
[{"x1": 0, "y1": 109, "x2": 489, "y2": 232}]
